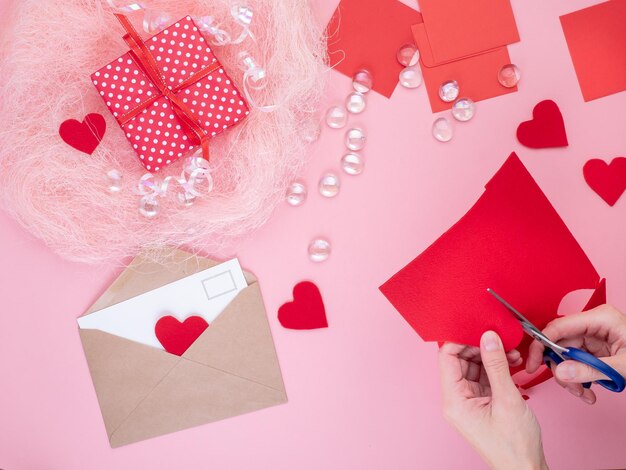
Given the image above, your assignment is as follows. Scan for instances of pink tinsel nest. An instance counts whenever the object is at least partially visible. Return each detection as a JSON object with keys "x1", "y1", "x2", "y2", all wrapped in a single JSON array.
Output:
[{"x1": 0, "y1": 0, "x2": 326, "y2": 263}]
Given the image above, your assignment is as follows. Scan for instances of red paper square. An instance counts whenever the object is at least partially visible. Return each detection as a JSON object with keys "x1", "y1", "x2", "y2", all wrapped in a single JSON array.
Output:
[
  {"x1": 380, "y1": 153, "x2": 600, "y2": 352},
  {"x1": 326, "y1": 0, "x2": 423, "y2": 98},
  {"x1": 560, "y1": 1, "x2": 626, "y2": 102},
  {"x1": 419, "y1": 0, "x2": 520, "y2": 63},
  {"x1": 91, "y1": 16, "x2": 249, "y2": 172}
]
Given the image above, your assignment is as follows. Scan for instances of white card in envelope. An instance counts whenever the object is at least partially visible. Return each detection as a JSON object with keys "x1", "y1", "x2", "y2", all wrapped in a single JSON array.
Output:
[{"x1": 78, "y1": 258, "x2": 248, "y2": 350}]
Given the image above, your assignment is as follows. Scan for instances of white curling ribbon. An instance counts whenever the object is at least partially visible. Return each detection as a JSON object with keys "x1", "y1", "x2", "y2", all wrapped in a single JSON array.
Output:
[
  {"x1": 239, "y1": 52, "x2": 277, "y2": 112},
  {"x1": 196, "y1": 4, "x2": 255, "y2": 46},
  {"x1": 136, "y1": 158, "x2": 214, "y2": 216},
  {"x1": 105, "y1": 0, "x2": 170, "y2": 34},
  {"x1": 195, "y1": 15, "x2": 232, "y2": 46}
]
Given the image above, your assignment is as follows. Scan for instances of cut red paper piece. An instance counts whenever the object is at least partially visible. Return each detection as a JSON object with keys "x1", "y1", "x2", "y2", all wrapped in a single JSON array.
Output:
[
  {"x1": 155, "y1": 315, "x2": 209, "y2": 356},
  {"x1": 419, "y1": 0, "x2": 520, "y2": 64},
  {"x1": 413, "y1": 22, "x2": 516, "y2": 113},
  {"x1": 278, "y1": 281, "x2": 328, "y2": 330},
  {"x1": 380, "y1": 152, "x2": 600, "y2": 352},
  {"x1": 59, "y1": 113, "x2": 106, "y2": 155},
  {"x1": 516, "y1": 100, "x2": 568, "y2": 149},
  {"x1": 326, "y1": 0, "x2": 423, "y2": 98},
  {"x1": 518, "y1": 278, "x2": 607, "y2": 390},
  {"x1": 583, "y1": 157, "x2": 626, "y2": 206},
  {"x1": 560, "y1": 1, "x2": 626, "y2": 102}
]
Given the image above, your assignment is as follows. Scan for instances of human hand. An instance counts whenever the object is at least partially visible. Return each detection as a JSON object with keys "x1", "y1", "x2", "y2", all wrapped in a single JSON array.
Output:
[
  {"x1": 526, "y1": 304, "x2": 626, "y2": 405},
  {"x1": 440, "y1": 331, "x2": 548, "y2": 470}
]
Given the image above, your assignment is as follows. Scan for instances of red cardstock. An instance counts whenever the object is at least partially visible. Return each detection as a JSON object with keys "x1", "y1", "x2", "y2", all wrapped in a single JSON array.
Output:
[
  {"x1": 560, "y1": 1, "x2": 626, "y2": 102},
  {"x1": 326, "y1": 0, "x2": 423, "y2": 98},
  {"x1": 155, "y1": 315, "x2": 209, "y2": 356},
  {"x1": 380, "y1": 152, "x2": 600, "y2": 352},
  {"x1": 516, "y1": 100, "x2": 568, "y2": 149},
  {"x1": 583, "y1": 157, "x2": 626, "y2": 206},
  {"x1": 59, "y1": 113, "x2": 106, "y2": 155},
  {"x1": 419, "y1": 0, "x2": 520, "y2": 63},
  {"x1": 278, "y1": 281, "x2": 328, "y2": 330},
  {"x1": 413, "y1": 23, "x2": 516, "y2": 113}
]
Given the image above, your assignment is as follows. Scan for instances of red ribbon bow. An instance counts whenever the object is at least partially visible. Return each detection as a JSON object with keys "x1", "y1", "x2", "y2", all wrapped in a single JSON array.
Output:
[{"x1": 115, "y1": 14, "x2": 216, "y2": 162}]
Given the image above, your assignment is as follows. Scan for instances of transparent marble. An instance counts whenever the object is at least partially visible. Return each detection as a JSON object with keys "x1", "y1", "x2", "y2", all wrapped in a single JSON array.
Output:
[
  {"x1": 308, "y1": 238, "x2": 331, "y2": 263},
  {"x1": 397, "y1": 43, "x2": 420, "y2": 67},
  {"x1": 451, "y1": 98, "x2": 476, "y2": 122},
  {"x1": 432, "y1": 117, "x2": 453, "y2": 142},
  {"x1": 399, "y1": 67, "x2": 422, "y2": 89},
  {"x1": 341, "y1": 153, "x2": 364, "y2": 175},
  {"x1": 106, "y1": 169, "x2": 123, "y2": 193},
  {"x1": 345, "y1": 128, "x2": 366, "y2": 151},
  {"x1": 286, "y1": 182, "x2": 307, "y2": 206},
  {"x1": 438, "y1": 80, "x2": 459, "y2": 102},
  {"x1": 352, "y1": 69, "x2": 373, "y2": 94},
  {"x1": 319, "y1": 173, "x2": 340, "y2": 198},
  {"x1": 325, "y1": 105, "x2": 348, "y2": 129},
  {"x1": 498, "y1": 63, "x2": 521, "y2": 88},
  {"x1": 139, "y1": 197, "x2": 159, "y2": 218},
  {"x1": 346, "y1": 92, "x2": 366, "y2": 114}
]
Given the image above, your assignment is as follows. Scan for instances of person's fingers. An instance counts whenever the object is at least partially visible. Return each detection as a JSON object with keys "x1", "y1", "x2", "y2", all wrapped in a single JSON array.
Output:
[
  {"x1": 542, "y1": 306, "x2": 623, "y2": 345},
  {"x1": 526, "y1": 339, "x2": 546, "y2": 374},
  {"x1": 439, "y1": 343, "x2": 466, "y2": 404},
  {"x1": 580, "y1": 387, "x2": 597, "y2": 405},
  {"x1": 554, "y1": 357, "x2": 625, "y2": 384},
  {"x1": 506, "y1": 349, "x2": 521, "y2": 364},
  {"x1": 480, "y1": 331, "x2": 519, "y2": 401}
]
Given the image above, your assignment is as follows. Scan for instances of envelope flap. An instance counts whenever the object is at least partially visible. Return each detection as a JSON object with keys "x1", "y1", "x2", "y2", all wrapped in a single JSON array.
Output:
[
  {"x1": 84, "y1": 249, "x2": 257, "y2": 315},
  {"x1": 182, "y1": 282, "x2": 285, "y2": 392},
  {"x1": 80, "y1": 328, "x2": 180, "y2": 439}
]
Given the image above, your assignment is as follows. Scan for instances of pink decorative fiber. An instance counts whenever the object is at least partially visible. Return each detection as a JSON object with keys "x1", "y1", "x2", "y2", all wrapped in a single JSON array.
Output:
[{"x1": 0, "y1": 0, "x2": 326, "y2": 263}]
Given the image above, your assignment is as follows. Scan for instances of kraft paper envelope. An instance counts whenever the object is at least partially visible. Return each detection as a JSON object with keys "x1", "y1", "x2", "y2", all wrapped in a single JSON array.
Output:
[{"x1": 79, "y1": 249, "x2": 287, "y2": 447}]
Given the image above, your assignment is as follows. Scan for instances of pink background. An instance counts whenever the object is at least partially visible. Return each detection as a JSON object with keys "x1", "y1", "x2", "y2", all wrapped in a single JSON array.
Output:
[{"x1": 1, "y1": 0, "x2": 626, "y2": 469}]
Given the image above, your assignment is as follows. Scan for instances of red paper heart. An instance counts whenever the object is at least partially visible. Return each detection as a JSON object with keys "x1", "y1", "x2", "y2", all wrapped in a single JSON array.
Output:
[
  {"x1": 278, "y1": 282, "x2": 328, "y2": 330},
  {"x1": 59, "y1": 113, "x2": 106, "y2": 155},
  {"x1": 583, "y1": 157, "x2": 626, "y2": 206},
  {"x1": 155, "y1": 315, "x2": 209, "y2": 356},
  {"x1": 516, "y1": 100, "x2": 568, "y2": 149}
]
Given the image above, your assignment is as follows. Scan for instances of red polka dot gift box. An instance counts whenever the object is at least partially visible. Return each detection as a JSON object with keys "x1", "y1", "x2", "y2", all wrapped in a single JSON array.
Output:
[{"x1": 91, "y1": 14, "x2": 249, "y2": 172}]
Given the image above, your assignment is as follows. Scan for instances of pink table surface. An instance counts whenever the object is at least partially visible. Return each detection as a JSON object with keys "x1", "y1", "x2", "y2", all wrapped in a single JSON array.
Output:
[{"x1": 1, "y1": 1, "x2": 626, "y2": 469}]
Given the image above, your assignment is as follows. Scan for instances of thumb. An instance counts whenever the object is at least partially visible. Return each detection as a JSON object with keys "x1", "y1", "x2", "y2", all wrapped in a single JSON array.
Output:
[
  {"x1": 480, "y1": 330, "x2": 518, "y2": 399},
  {"x1": 555, "y1": 357, "x2": 624, "y2": 384}
]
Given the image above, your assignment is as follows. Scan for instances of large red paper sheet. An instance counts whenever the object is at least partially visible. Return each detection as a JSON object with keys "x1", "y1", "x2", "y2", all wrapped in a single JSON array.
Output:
[
  {"x1": 418, "y1": 0, "x2": 520, "y2": 64},
  {"x1": 380, "y1": 153, "x2": 600, "y2": 352},
  {"x1": 560, "y1": 0, "x2": 626, "y2": 102},
  {"x1": 326, "y1": 0, "x2": 423, "y2": 98}
]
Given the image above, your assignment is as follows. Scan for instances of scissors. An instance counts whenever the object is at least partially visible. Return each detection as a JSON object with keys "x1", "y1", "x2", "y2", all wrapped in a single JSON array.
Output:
[{"x1": 487, "y1": 288, "x2": 625, "y2": 393}]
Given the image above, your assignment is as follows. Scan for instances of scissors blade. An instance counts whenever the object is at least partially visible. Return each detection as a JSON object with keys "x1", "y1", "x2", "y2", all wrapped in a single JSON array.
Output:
[{"x1": 486, "y1": 289, "x2": 536, "y2": 330}]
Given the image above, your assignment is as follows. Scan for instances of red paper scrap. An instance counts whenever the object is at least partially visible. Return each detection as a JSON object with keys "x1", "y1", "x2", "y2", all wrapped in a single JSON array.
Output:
[
  {"x1": 326, "y1": 0, "x2": 423, "y2": 98},
  {"x1": 380, "y1": 152, "x2": 600, "y2": 352},
  {"x1": 278, "y1": 281, "x2": 328, "y2": 330},
  {"x1": 583, "y1": 157, "x2": 626, "y2": 206},
  {"x1": 560, "y1": 1, "x2": 626, "y2": 102}
]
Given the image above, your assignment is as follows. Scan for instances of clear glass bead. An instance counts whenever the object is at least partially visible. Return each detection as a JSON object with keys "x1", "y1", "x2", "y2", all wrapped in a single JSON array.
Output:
[
  {"x1": 451, "y1": 98, "x2": 476, "y2": 121},
  {"x1": 397, "y1": 43, "x2": 420, "y2": 67},
  {"x1": 139, "y1": 196, "x2": 160, "y2": 218},
  {"x1": 286, "y1": 182, "x2": 307, "y2": 206},
  {"x1": 498, "y1": 63, "x2": 521, "y2": 88},
  {"x1": 325, "y1": 105, "x2": 348, "y2": 129},
  {"x1": 352, "y1": 69, "x2": 373, "y2": 94},
  {"x1": 341, "y1": 153, "x2": 364, "y2": 175},
  {"x1": 399, "y1": 67, "x2": 422, "y2": 89},
  {"x1": 346, "y1": 92, "x2": 366, "y2": 114},
  {"x1": 438, "y1": 80, "x2": 459, "y2": 102},
  {"x1": 432, "y1": 117, "x2": 453, "y2": 142},
  {"x1": 308, "y1": 238, "x2": 331, "y2": 262},
  {"x1": 106, "y1": 169, "x2": 123, "y2": 193},
  {"x1": 319, "y1": 173, "x2": 340, "y2": 198},
  {"x1": 345, "y1": 128, "x2": 366, "y2": 151}
]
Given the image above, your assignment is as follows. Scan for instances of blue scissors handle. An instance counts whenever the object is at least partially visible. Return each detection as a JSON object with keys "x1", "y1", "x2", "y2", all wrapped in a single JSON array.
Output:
[{"x1": 544, "y1": 347, "x2": 626, "y2": 393}]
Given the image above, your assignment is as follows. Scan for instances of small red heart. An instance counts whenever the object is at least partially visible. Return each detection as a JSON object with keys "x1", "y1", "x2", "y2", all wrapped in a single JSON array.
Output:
[
  {"x1": 155, "y1": 315, "x2": 209, "y2": 356},
  {"x1": 583, "y1": 157, "x2": 626, "y2": 206},
  {"x1": 516, "y1": 100, "x2": 568, "y2": 149},
  {"x1": 59, "y1": 113, "x2": 106, "y2": 155},
  {"x1": 278, "y1": 281, "x2": 328, "y2": 330}
]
